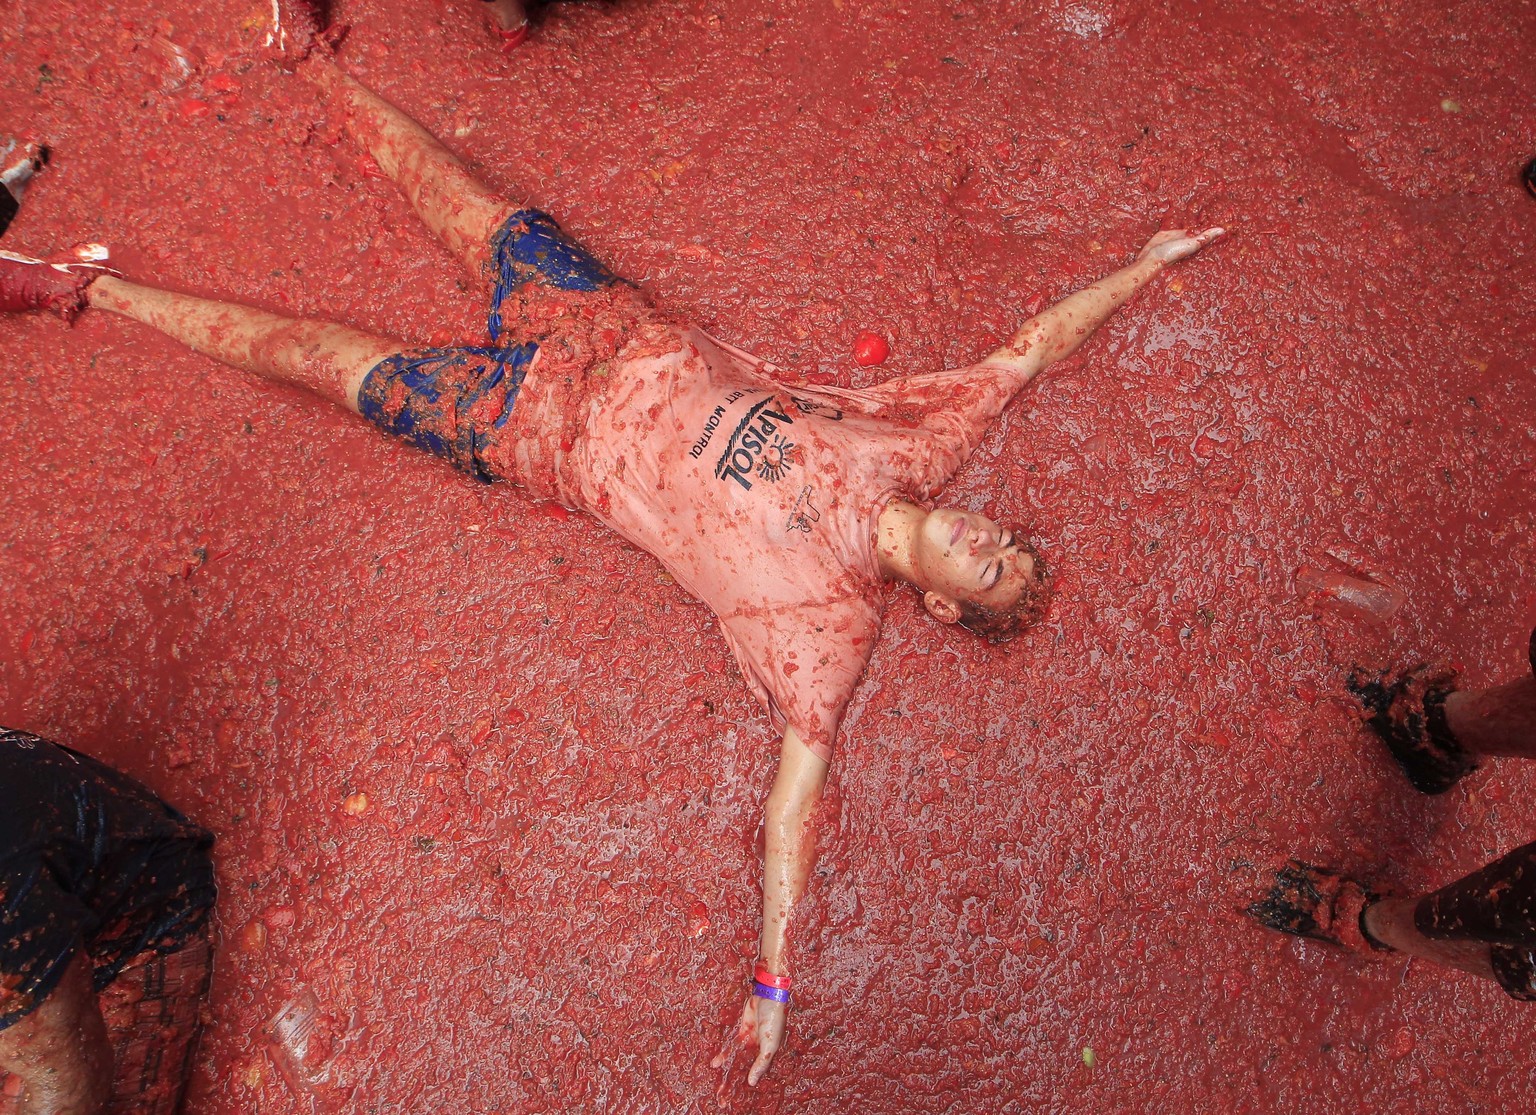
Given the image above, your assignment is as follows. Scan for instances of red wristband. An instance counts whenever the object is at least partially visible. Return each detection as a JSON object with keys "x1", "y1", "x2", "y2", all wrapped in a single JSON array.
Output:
[{"x1": 754, "y1": 963, "x2": 793, "y2": 991}]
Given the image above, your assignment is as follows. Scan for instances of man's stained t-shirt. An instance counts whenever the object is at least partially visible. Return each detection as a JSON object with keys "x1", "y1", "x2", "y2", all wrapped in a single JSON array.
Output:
[
  {"x1": 482, "y1": 321, "x2": 1030, "y2": 761},
  {"x1": 0, "y1": 730, "x2": 215, "y2": 1031}
]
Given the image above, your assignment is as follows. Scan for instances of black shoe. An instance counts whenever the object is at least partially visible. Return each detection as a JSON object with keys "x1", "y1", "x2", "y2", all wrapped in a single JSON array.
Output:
[
  {"x1": 1246, "y1": 860, "x2": 1386, "y2": 953},
  {"x1": 1347, "y1": 665, "x2": 1478, "y2": 795}
]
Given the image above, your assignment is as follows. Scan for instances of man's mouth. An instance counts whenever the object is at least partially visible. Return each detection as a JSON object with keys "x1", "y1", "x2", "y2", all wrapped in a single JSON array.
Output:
[{"x1": 949, "y1": 517, "x2": 968, "y2": 547}]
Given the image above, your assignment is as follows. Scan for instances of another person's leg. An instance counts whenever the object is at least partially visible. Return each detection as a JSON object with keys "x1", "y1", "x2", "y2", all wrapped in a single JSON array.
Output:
[
  {"x1": 480, "y1": 0, "x2": 531, "y2": 47},
  {"x1": 1379, "y1": 839, "x2": 1536, "y2": 999},
  {"x1": 1350, "y1": 628, "x2": 1536, "y2": 793},
  {"x1": 0, "y1": 731, "x2": 217, "y2": 1114},
  {"x1": 0, "y1": 951, "x2": 112, "y2": 1114},
  {"x1": 1249, "y1": 846, "x2": 1536, "y2": 1001},
  {"x1": 96, "y1": 928, "x2": 215, "y2": 1115},
  {"x1": 1439, "y1": 628, "x2": 1536, "y2": 758},
  {"x1": 1360, "y1": 899, "x2": 1501, "y2": 984}
]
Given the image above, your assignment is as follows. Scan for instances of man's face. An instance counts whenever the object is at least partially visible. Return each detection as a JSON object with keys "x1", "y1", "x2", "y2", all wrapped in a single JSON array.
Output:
[{"x1": 912, "y1": 507, "x2": 1040, "y2": 619}]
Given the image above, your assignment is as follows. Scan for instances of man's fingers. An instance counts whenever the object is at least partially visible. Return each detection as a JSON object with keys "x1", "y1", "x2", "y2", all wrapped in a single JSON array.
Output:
[
  {"x1": 1146, "y1": 226, "x2": 1225, "y2": 263},
  {"x1": 710, "y1": 997, "x2": 757, "y2": 1072},
  {"x1": 747, "y1": 1048, "x2": 775, "y2": 1087}
]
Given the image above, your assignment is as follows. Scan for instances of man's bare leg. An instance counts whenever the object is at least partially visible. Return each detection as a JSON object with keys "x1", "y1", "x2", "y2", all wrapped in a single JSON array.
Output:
[
  {"x1": 1361, "y1": 896, "x2": 1498, "y2": 981},
  {"x1": 1250, "y1": 846, "x2": 1536, "y2": 1000},
  {"x1": 87, "y1": 275, "x2": 403, "y2": 413},
  {"x1": 302, "y1": 58, "x2": 517, "y2": 278}
]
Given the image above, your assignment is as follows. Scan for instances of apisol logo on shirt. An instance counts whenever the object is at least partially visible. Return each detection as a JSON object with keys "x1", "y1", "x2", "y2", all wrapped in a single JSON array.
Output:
[{"x1": 712, "y1": 397, "x2": 798, "y2": 491}]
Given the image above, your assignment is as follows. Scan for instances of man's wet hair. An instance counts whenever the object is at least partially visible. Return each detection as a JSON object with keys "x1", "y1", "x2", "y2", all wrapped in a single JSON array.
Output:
[{"x1": 955, "y1": 537, "x2": 1052, "y2": 644}]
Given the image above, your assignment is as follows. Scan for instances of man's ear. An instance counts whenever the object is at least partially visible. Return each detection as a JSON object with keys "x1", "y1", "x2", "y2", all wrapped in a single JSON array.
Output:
[{"x1": 922, "y1": 590, "x2": 961, "y2": 624}]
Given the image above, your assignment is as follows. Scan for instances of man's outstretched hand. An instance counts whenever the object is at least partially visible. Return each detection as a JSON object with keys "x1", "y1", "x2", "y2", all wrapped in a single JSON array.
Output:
[
  {"x1": 1137, "y1": 226, "x2": 1226, "y2": 265},
  {"x1": 712, "y1": 993, "x2": 788, "y2": 1090}
]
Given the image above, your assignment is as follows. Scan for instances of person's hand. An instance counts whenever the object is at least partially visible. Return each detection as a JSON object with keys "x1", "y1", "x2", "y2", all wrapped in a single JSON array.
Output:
[
  {"x1": 712, "y1": 992, "x2": 789, "y2": 1089},
  {"x1": 1137, "y1": 226, "x2": 1225, "y2": 265}
]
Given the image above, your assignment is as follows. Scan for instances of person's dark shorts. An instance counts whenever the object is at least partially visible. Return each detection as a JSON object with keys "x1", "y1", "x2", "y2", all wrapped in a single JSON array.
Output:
[
  {"x1": 0, "y1": 730, "x2": 216, "y2": 1033},
  {"x1": 1415, "y1": 839, "x2": 1536, "y2": 1001},
  {"x1": 0, "y1": 728, "x2": 216, "y2": 1113},
  {"x1": 356, "y1": 208, "x2": 625, "y2": 481}
]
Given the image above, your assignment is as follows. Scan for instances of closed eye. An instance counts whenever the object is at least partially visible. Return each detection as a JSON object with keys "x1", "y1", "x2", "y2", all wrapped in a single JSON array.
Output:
[{"x1": 986, "y1": 534, "x2": 1017, "y2": 587}]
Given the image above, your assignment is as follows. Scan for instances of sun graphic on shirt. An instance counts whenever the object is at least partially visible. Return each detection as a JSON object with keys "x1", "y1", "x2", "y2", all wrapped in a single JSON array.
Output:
[{"x1": 757, "y1": 434, "x2": 799, "y2": 483}]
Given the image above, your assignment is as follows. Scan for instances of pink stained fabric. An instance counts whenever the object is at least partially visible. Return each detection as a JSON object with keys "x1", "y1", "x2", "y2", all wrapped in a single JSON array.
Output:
[{"x1": 483, "y1": 322, "x2": 1031, "y2": 761}]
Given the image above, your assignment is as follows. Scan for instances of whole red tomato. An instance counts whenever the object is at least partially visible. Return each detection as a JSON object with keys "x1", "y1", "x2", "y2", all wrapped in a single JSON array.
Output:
[{"x1": 852, "y1": 331, "x2": 890, "y2": 366}]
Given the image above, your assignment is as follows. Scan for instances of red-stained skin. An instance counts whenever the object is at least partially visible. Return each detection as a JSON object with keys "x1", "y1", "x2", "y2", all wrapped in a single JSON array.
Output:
[{"x1": 2, "y1": 1, "x2": 1536, "y2": 1112}]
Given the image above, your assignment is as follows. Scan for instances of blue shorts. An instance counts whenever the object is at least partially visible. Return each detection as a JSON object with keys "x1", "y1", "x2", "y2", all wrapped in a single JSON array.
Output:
[
  {"x1": 358, "y1": 209, "x2": 622, "y2": 480},
  {"x1": 357, "y1": 345, "x2": 537, "y2": 482},
  {"x1": 485, "y1": 208, "x2": 621, "y2": 343}
]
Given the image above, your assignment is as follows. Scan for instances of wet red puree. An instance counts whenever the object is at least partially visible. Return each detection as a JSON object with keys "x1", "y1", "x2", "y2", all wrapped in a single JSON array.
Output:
[{"x1": 2, "y1": 1, "x2": 1534, "y2": 1112}]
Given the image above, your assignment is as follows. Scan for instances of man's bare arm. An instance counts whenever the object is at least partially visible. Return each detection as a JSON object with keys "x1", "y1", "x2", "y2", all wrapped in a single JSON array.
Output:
[
  {"x1": 839, "y1": 227, "x2": 1225, "y2": 460},
  {"x1": 0, "y1": 951, "x2": 112, "y2": 1115},
  {"x1": 986, "y1": 227, "x2": 1225, "y2": 380},
  {"x1": 713, "y1": 726, "x2": 829, "y2": 1087}
]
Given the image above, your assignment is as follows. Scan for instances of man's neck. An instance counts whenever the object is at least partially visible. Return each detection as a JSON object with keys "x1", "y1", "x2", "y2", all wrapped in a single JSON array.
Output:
[{"x1": 874, "y1": 498, "x2": 925, "y2": 584}]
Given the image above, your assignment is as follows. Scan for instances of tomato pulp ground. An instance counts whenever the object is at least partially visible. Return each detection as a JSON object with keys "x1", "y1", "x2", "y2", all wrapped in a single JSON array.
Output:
[{"x1": 2, "y1": 1, "x2": 1534, "y2": 1111}]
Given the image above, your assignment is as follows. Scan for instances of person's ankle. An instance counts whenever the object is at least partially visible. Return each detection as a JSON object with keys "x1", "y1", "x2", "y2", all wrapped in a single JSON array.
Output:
[
  {"x1": 298, "y1": 52, "x2": 340, "y2": 90},
  {"x1": 1436, "y1": 690, "x2": 1479, "y2": 757},
  {"x1": 82, "y1": 271, "x2": 117, "y2": 308},
  {"x1": 1358, "y1": 897, "x2": 1402, "y2": 952},
  {"x1": 1363, "y1": 896, "x2": 1419, "y2": 958}
]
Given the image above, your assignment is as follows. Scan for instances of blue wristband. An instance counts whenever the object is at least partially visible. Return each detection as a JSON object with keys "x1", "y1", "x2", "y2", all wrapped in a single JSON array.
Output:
[{"x1": 752, "y1": 980, "x2": 791, "y2": 1004}]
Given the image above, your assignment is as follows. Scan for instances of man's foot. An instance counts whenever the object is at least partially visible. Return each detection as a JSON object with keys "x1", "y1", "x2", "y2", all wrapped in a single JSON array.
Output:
[
  {"x1": 1347, "y1": 664, "x2": 1477, "y2": 794},
  {"x1": 0, "y1": 246, "x2": 116, "y2": 322},
  {"x1": 1246, "y1": 860, "x2": 1387, "y2": 953}
]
